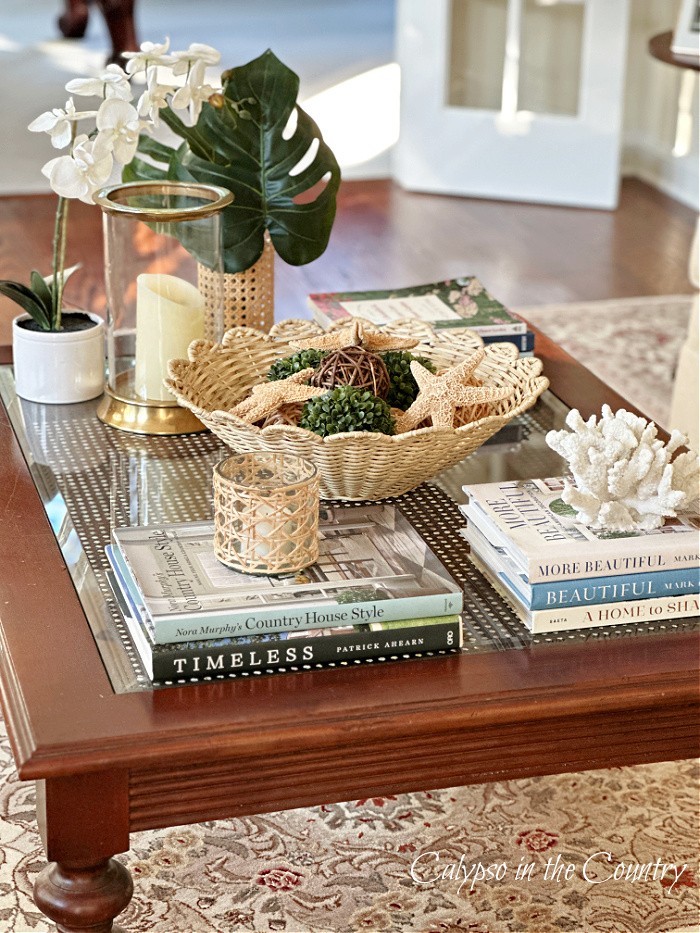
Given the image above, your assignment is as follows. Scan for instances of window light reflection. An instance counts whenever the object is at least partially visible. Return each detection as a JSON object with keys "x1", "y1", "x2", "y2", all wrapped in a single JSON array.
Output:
[{"x1": 301, "y1": 63, "x2": 400, "y2": 168}]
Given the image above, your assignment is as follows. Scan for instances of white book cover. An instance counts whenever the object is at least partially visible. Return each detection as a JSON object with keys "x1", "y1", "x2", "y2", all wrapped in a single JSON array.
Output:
[
  {"x1": 462, "y1": 476, "x2": 700, "y2": 584},
  {"x1": 112, "y1": 503, "x2": 463, "y2": 642}
]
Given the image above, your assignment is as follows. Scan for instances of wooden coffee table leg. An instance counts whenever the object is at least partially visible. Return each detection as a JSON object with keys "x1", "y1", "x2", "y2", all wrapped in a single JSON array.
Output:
[{"x1": 33, "y1": 770, "x2": 132, "y2": 932}]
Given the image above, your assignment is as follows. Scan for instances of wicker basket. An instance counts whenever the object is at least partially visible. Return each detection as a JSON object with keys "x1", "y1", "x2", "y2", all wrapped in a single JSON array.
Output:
[
  {"x1": 166, "y1": 319, "x2": 549, "y2": 500},
  {"x1": 198, "y1": 231, "x2": 275, "y2": 334}
]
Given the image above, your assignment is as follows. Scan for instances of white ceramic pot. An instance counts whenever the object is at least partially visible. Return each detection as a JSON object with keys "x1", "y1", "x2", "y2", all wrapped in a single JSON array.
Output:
[{"x1": 12, "y1": 312, "x2": 105, "y2": 404}]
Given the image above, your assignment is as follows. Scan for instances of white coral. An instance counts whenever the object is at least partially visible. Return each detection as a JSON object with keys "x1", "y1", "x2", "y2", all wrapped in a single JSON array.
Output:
[{"x1": 545, "y1": 405, "x2": 699, "y2": 532}]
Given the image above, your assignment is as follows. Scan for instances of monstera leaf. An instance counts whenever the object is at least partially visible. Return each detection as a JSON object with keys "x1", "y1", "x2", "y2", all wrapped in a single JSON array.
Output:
[{"x1": 125, "y1": 50, "x2": 341, "y2": 273}]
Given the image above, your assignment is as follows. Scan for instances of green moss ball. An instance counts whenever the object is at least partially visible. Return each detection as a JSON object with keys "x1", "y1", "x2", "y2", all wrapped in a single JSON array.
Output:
[
  {"x1": 267, "y1": 349, "x2": 327, "y2": 381},
  {"x1": 299, "y1": 385, "x2": 396, "y2": 437},
  {"x1": 381, "y1": 351, "x2": 436, "y2": 410}
]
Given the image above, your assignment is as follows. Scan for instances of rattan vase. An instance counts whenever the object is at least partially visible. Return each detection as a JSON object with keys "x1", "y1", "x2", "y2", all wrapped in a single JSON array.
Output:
[
  {"x1": 198, "y1": 232, "x2": 274, "y2": 334},
  {"x1": 166, "y1": 319, "x2": 550, "y2": 501}
]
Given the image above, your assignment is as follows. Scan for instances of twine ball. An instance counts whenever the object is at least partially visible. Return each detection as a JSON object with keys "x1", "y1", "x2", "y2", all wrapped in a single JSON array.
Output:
[{"x1": 310, "y1": 346, "x2": 391, "y2": 399}]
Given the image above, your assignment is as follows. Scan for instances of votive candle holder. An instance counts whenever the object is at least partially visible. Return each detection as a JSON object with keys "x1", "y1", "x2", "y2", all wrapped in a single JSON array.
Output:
[{"x1": 213, "y1": 452, "x2": 320, "y2": 574}]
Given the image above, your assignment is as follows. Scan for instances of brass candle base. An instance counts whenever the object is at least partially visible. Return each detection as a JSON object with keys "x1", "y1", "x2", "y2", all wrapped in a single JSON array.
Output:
[{"x1": 97, "y1": 372, "x2": 205, "y2": 435}]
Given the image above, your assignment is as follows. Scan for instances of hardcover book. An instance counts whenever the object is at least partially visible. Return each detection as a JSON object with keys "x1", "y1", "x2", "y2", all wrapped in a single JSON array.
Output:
[
  {"x1": 111, "y1": 504, "x2": 463, "y2": 645},
  {"x1": 107, "y1": 567, "x2": 463, "y2": 682},
  {"x1": 307, "y1": 277, "x2": 527, "y2": 337},
  {"x1": 462, "y1": 476, "x2": 700, "y2": 584},
  {"x1": 468, "y1": 550, "x2": 700, "y2": 634},
  {"x1": 463, "y1": 521, "x2": 700, "y2": 610}
]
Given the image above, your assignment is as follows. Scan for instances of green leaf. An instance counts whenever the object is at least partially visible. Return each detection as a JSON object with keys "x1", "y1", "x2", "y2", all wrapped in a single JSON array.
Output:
[
  {"x1": 135, "y1": 134, "x2": 179, "y2": 165},
  {"x1": 30, "y1": 270, "x2": 54, "y2": 315},
  {"x1": 549, "y1": 498, "x2": 577, "y2": 517},
  {"x1": 126, "y1": 50, "x2": 341, "y2": 273},
  {"x1": 0, "y1": 281, "x2": 51, "y2": 329}
]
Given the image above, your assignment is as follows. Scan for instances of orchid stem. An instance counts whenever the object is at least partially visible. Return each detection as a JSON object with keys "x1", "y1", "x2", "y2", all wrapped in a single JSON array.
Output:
[{"x1": 52, "y1": 195, "x2": 69, "y2": 331}]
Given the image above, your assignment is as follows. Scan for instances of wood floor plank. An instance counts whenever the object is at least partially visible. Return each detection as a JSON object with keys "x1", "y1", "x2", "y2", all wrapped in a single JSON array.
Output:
[{"x1": 0, "y1": 177, "x2": 695, "y2": 348}]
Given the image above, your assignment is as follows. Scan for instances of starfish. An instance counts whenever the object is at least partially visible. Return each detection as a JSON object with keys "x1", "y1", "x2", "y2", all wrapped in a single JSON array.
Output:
[
  {"x1": 290, "y1": 319, "x2": 418, "y2": 353},
  {"x1": 396, "y1": 353, "x2": 515, "y2": 431},
  {"x1": 230, "y1": 369, "x2": 326, "y2": 425}
]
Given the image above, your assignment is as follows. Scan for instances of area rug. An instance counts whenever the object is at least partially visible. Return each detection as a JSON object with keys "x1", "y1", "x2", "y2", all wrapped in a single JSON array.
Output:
[
  {"x1": 518, "y1": 294, "x2": 695, "y2": 432},
  {"x1": 0, "y1": 718, "x2": 698, "y2": 933}
]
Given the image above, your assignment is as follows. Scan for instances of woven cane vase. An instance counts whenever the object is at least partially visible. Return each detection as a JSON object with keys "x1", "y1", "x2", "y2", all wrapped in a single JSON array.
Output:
[
  {"x1": 166, "y1": 319, "x2": 549, "y2": 500},
  {"x1": 198, "y1": 231, "x2": 274, "y2": 333}
]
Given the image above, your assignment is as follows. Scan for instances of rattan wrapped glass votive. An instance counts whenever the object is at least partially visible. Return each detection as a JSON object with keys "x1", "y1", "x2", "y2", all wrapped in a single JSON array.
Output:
[{"x1": 213, "y1": 452, "x2": 320, "y2": 574}]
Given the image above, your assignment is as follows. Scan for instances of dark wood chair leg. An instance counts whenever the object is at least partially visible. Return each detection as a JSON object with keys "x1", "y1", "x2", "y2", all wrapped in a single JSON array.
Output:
[
  {"x1": 58, "y1": 0, "x2": 91, "y2": 39},
  {"x1": 33, "y1": 770, "x2": 132, "y2": 933},
  {"x1": 95, "y1": 0, "x2": 138, "y2": 66}
]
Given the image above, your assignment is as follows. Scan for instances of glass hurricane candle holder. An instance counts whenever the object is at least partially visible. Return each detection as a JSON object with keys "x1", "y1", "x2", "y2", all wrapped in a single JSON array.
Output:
[
  {"x1": 213, "y1": 453, "x2": 320, "y2": 575},
  {"x1": 95, "y1": 181, "x2": 233, "y2": 435}
]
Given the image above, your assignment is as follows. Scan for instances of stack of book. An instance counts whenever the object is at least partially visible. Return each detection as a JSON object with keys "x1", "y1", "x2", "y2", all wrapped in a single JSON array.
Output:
[
  {"x1": 307, "y1": 276, "x2": 535, "y2": 356},
  {"x1": 107, "y1": 503, "x2": 464, "y2": 684},
  {"x1": 460, "y1": 476, "x2": 700, "y2": 633}
]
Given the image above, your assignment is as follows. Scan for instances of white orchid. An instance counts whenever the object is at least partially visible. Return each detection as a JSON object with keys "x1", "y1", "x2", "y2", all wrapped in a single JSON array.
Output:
[
  {"x1": 171, "y1": 59, "x2": 217, "y2": 123},
  {"x1": 170, "y1": 42, "x2": 221, "y2": 75},
  {"x1": 28, "y1": 98, "x2": 97, "y2": 149},
  {"x1": 65, "y1": 64, "x2": 133, "y2": 101},
  {"x1": 137, "y1": 67, "x2": 177, "y2": 124},
  {"x1": 95, "y1": 99, "x2": 142, "y2": 164},
  {"x1": 41, "y1": 135, "x2": 113, "y2": 203},
  {"x1": 122, "y1": 37, "x2": 172, "y2": 75}
]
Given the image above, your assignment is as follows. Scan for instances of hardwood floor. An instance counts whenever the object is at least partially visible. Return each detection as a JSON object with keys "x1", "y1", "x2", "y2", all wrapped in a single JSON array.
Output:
[{"x1": 0, "y1": 177, "x2": 696, "y2": 348}]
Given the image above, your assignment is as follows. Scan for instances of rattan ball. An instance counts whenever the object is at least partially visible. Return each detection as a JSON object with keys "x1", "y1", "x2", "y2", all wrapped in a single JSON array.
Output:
[{"x1": 310, "y1": 346, "x2": 391, "y2": 399}]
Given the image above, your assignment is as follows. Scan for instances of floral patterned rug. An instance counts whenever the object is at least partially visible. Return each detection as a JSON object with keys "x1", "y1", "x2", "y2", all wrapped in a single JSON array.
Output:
[
  {"x1": 519, "y1": 294, "x2": 694, "y2": 432},
  {"x1": 0, "y1": 718, "x2": 698, "y2": 933},
  {"x1": 1, "y1": 294, "x2": 698, "y2": 933}
]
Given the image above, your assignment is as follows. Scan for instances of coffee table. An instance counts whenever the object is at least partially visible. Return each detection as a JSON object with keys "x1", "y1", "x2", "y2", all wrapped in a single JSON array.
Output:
[{"x1": 0, "y1": 327, "x2": 698, "y2": 932}]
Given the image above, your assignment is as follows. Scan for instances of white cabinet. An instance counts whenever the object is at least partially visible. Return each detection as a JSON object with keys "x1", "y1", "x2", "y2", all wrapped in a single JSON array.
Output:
[{"x1": 394, "y1": 0, "x2": 630, "y2": 208}]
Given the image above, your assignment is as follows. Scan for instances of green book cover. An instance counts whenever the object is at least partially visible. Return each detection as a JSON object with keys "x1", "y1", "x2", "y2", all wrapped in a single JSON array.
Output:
[{"x1": 308, "y1": 276, "x2": 526, "y2": 336}]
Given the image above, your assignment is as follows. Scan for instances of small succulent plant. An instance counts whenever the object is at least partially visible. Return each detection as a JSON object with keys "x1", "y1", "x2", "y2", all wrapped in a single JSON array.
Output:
[
  {"x1": 267, "y1": 349, "x2": 327, "y2": 382},
  {"x1": 299, "y1": 385, "x2": 396, "y2": 437},
  {"x1": 381, "y1": 351, "x2": 436, "y2": 410}
]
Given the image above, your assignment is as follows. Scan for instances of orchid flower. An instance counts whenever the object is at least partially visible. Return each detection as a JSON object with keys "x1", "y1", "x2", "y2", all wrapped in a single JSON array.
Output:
[
  {"x1": 170, "y1": 42, "x2": 221, "y2": 75},
  {"x1": 41, "y1": 135, "x2": 113, "y2": 203},
  {"x1": 65, "y1": 64, "x2": 133, "y2": 101},
  {"x1": 28, "y1": 99, "x2": 97, "y2": 149},
  {"x1": 137, "y1": 66, "x2": 177, "y2": 124},
  {"x1": 7, "y1": 37, "x2": 234, "y2": 331},
  {"x1": 171, "y1": 59, "x2": 217, "y2": 123},
  {"x1": 122, "y1": 38, "x2": 172, "y2": 76},
  {"x1": 95, "y1": 99, "x2": 142, "y2": 164}
]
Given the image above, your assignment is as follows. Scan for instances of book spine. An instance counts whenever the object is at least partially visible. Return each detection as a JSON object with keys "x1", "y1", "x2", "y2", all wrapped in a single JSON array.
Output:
[
  {"x1": 307, "y1": 297, "x2": 349, "y2": 326},
  {"x1": 480, "y1": 331, "x2": 535, "y2": 352},
  {"x1": 433, "y1": 320, "x2": 527, "y2": 336},
  {"x1": 151, "y1": 590, "x2": 463, "y2": 645},
  {"x1": 528, "y1": 594, "x2": 700, "y2": 633},
  {"x1": 151, "y1": 617, "x2": 463, "y2": 682},
  {"x1": 528, "y1": 567, "x2": 700, "y2": 609},
  {"x1": 526, "y1": 550, "x2": 700, "y2": 585}
]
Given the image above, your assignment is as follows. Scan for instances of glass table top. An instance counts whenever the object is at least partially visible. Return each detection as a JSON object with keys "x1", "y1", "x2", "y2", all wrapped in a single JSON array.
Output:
[{"x1": 2, "y1": 367, "x2": 697, "y2": 694}]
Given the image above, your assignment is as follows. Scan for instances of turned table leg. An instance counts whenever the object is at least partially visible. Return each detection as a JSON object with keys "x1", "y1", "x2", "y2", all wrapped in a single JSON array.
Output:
[
  {"x1": 33, "y1": 770, "x2": 132, "y2": 932},
  {"x1": 34, "y1": 860, "x2": 132, "y2": 933}
]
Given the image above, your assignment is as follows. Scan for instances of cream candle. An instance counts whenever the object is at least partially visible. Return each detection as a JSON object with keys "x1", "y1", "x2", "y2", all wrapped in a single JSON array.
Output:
[{"x1": 134, "y1": 273, "x2": 205, "y2": 401}]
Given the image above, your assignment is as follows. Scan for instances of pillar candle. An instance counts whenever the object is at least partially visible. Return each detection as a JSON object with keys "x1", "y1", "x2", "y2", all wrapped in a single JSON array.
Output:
[{"x1": 134, "y1": 273, "x2": 205, "y2": 401}]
